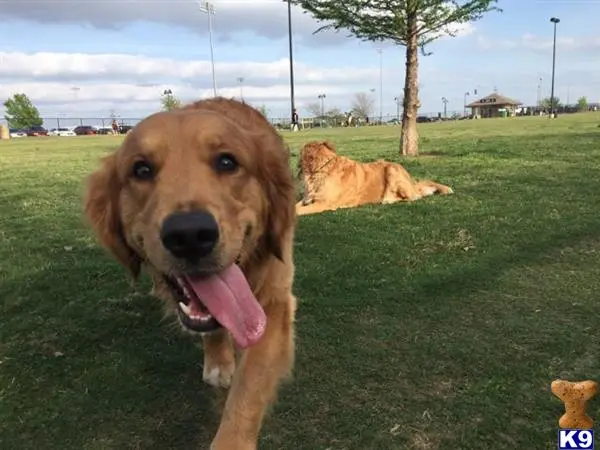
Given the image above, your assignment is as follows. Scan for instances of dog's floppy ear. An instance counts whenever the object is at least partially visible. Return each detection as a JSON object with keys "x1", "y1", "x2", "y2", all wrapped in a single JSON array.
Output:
[
  {"x1": 83, "y1": 152, "x2": 141, "y2": 279},
  {"x1": 295, "y1": 158, "x2": 303, "y2": 180},
  {"x1": 321, "y1": 140, "x2": 337, "y2": 153},
  {"x1": 255, "y1": 135, "x2": 296, "y2": 261}
]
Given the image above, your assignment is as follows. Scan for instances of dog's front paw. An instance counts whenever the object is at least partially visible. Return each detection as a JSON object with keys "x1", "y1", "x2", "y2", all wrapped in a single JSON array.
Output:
[
  {"x1": 210, "y1": 436, "x2": 256, "y2": 450},
  {"x1": 203, "y1": 358, "x2": 235, "y2": 388},
  {"x1": 201, "y1": 330, "x2": 236, "y2": 388}
]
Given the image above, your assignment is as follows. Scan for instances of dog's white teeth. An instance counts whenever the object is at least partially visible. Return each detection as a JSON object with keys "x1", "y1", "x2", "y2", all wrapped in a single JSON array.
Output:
[
  {"x1": 189, "y1": 312, "x2": 212, "y2": 322},
  {"x1": 182, "y1": 286, "x2": 191, "y2": 298},
  {"x1": 178, "y1": 302, "x2": 191, "y2": 316},
  {"x1": 179, "y1": 302, "x2": 212, "y2": 322}
]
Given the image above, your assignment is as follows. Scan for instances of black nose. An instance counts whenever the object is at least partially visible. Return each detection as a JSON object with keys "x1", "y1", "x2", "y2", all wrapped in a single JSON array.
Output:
[{"x1": 160, "y1": 210, "x2": 219, "y2": 261}]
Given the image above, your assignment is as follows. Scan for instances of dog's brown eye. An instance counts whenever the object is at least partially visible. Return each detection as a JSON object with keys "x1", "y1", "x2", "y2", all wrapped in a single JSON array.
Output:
[
  {"x1": 214, "y1": 153, "x2": 238, "y2": 173},
  {"x1": 132, "y1": 160, "x2": 154, "y2": 180}
]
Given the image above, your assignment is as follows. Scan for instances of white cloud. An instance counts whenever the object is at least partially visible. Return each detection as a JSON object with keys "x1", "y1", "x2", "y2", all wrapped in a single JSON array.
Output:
[
  {"x1": 437, "y1": 22, "x2": 475, "y2": 39},
  {"x1": 521, "y1": 33, "x2": 600, "y2": 51},
  {"x1": 0, "y1": 51, "x2": 379, "y2": 86},
  {"x1": 0, "y1": 0, "x2": 349, "y2": 47},
  {"x1": 0, "y1": 81, "x2": 349, "y2": 104},
  {"x1": 419, "y1": 2, "x2": 477, "y2": 43},
  {"x1": 0, "y1": 51, "x2": 389, "y2": 118},
  {"x1": 475, "y1": 33, "x2": 600, "y2": 52},
  {"x1": 0, "y1": 0, "x2": 481, "y2": 49}
]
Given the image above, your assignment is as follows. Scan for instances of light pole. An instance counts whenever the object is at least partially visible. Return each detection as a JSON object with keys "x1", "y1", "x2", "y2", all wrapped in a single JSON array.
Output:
[
  {"x1": 287, "y1": 0, "x2": 296, "y2": 129},
  {"x1": 162, "y1": 89, "x2": 176, "y2": 111},
  {"x1": 441, "y1": 97, "x2": 448, "y2": 118},
  {"x1": 537, "y1": 77, "x2": 542, "y2": 107},
  {"x1": 318, "y1": 93, "x2": 326, "y2": 126},
  {"x1": 463, "y1": 91, "x2": 470, "y2": 117},
  {"x1": 198, "y1": 1, "x2": 217, "y2": 97},
  {"x1": 393, "y1": 96, "x2": 402, "y2": 121},
  {"x1": 237, "y1": 77, "x2": 244, "y2": 101},
  {"x1": 550, "y1": 17, "x2": 560, "y2": 118},
  {"x1": 71, "y1": 86, "x2": 80, "y2": 102},
  {"x1": 376, "y1": 48, "x2": 383, "y2": 124},
  {"x1": 370, "y1": 88, "x2": 376, "y2": 122}
]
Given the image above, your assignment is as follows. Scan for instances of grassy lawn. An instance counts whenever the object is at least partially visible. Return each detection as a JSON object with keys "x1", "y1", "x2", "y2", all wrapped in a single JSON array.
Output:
[{"x1": 1, "y1": 113, "x2": 600, "y2": 449}]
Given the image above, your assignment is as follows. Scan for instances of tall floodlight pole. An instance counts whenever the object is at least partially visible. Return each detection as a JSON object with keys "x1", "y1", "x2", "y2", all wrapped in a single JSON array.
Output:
[
  {"x1": 550, "y1": 17, "x2": 560, "y2": 118},
  {"x1": 441, "y1": 97, "x2": 448, "y2": 118},
  {"x1": 237, "y1": 77, "x2": 244, "y2": 101},
  {"x1": 377, "y1": 48, "x2": 383, "y2": 124},
  {"x1": 198, "y1": 1, "x2": 217, "y2": 97},
  {"x1": 318, "y1": 93, "x2": 326, "y2": 126},
  {"x1": 71, "y1": 86, "x2": 80, "y2": 102},
  {"x1": 393, "y1": 96, "x2": 402, "y2": 121},
  {"x1": 463, "y1": 92, "x2": 470, "y2": 117},
  {"x1": 318, "y1": 94, "x2": 326, "y2": 116},
  {"x1": 287, "y1": 0, "x2": 296, "y2": 126}
]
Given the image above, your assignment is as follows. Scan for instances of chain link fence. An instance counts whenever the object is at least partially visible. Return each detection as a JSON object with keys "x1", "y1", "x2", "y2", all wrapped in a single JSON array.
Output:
[{"x1": 4, "y1": 105, "x2": 595, "y2": 134}]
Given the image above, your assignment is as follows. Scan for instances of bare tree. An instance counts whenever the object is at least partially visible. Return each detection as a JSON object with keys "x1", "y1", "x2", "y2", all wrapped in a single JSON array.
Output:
[
  {"x1": 326, "y1": 107, "x2": 346, "y2": 125},
  {"x1": 306, "y1": 102, "x2": 322, "y2": 117},
  {"x1": 256, "y1": 104, "x2": 270, "y2": 117},
  {"x1": 351, "y1": 92, "x2": 375, "y2": 118}
]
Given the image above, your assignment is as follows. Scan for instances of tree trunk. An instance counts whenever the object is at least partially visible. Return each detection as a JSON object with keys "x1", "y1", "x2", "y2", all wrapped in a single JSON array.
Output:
[{"x1": 400, "y1": 12, "x2": 419, "y2": 157}]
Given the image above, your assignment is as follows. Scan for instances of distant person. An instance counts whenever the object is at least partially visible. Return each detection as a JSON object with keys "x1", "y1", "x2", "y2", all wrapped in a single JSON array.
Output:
[
  {"x1": 111, "y1": 119, "x2": 119, "y2": 136},
  {"x1": 291, "y1": 109, "x2": 299, "y2": 132}
]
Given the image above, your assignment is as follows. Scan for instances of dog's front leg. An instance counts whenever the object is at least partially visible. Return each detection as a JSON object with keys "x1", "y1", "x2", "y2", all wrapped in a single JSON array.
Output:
[
  {"x1": 202, "y1": 329, "x2": 236, "y2": 388},
  {"x1": 210, "y1": 296, "x2": 296, "y2": 450},
  {"x1": 295, "y1": 201, "x2": 338, "y2": 215}
]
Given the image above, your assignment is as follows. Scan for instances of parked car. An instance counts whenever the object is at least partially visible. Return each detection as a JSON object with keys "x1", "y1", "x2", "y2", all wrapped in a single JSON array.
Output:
[
  {"x1": 24, "y1": 125, "x2": 48, "y2": 136},
  {"x1": 73, "y1": 125, "x2": 97, "y2": 135},
  {"x1": 416, "y1": 116, "x2": 432, "y2": 123},
  {"x1": 49, "y1": 127, "x2": 76, "y2": 137},
  {"x1": 9, "y1": 128, "x2": 27, "y2": 138},
  {"x1": 95, "y1": 126, "x2": 115, "y2": 135},
  {"x1": 118, "y1": 125, "x2": 134, "y2": 134}
]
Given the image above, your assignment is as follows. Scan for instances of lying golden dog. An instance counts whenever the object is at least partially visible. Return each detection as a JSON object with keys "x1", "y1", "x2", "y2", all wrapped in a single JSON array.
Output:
[
  {"x1": 296, "y1": 141, "x2": 453, "y2": 215},
  {"x1": 84, "y1": 98, "x2": 297, "y2": 450}
]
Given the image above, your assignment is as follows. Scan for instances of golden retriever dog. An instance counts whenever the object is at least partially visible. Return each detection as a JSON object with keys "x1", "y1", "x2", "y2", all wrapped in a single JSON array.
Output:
[
  {"x1": 83, "y1": 97, "x2": 297, "y2": 450},
  {"x1": 296, "y1": 140, "x2": 453, "y2": 216}
]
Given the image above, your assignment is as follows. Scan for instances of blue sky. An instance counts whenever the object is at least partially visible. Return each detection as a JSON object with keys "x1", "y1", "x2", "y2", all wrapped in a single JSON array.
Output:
[{"x1": 0, "y1": 0, "x2": 598, "y2": 123}]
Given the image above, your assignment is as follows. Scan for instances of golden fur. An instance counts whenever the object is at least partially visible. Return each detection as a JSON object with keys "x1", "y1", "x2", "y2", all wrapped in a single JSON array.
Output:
[
  {"x1": 296, "y1": 140, "x2": 453, "y2": 215},
  {"x1": 83, "y1": 97, "x2": 297, "y2": 450}
]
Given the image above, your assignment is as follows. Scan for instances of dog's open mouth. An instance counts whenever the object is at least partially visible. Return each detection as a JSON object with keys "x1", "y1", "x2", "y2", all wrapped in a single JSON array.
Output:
[{"x1": 163, "y1": 264, "x2": 267, "y2": 349}]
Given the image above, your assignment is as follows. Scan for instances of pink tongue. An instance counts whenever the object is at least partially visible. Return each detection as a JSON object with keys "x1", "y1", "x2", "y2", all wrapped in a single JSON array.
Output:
[{"x1": 183, "y1": 265, "x2": 267, "y2": 348}]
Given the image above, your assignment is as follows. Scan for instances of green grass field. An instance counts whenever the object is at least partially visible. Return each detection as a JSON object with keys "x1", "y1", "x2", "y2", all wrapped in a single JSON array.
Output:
[{"x1": 1, "y1": 114, "x2": 600, "y2": 449}]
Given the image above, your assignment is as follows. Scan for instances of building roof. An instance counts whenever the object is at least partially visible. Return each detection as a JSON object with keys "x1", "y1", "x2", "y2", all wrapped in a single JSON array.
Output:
[{"x1": 466, "y1": 93, "x2": 523, "y2": 107}]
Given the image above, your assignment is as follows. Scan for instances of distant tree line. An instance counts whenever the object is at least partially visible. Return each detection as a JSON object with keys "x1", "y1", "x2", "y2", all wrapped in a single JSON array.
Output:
[
  {"x1": 3, "y1": 91, "x2": 597, "y2": 132},
  {"x1": 538, "y1": 96, "x2": 593, "y2": 112}
]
